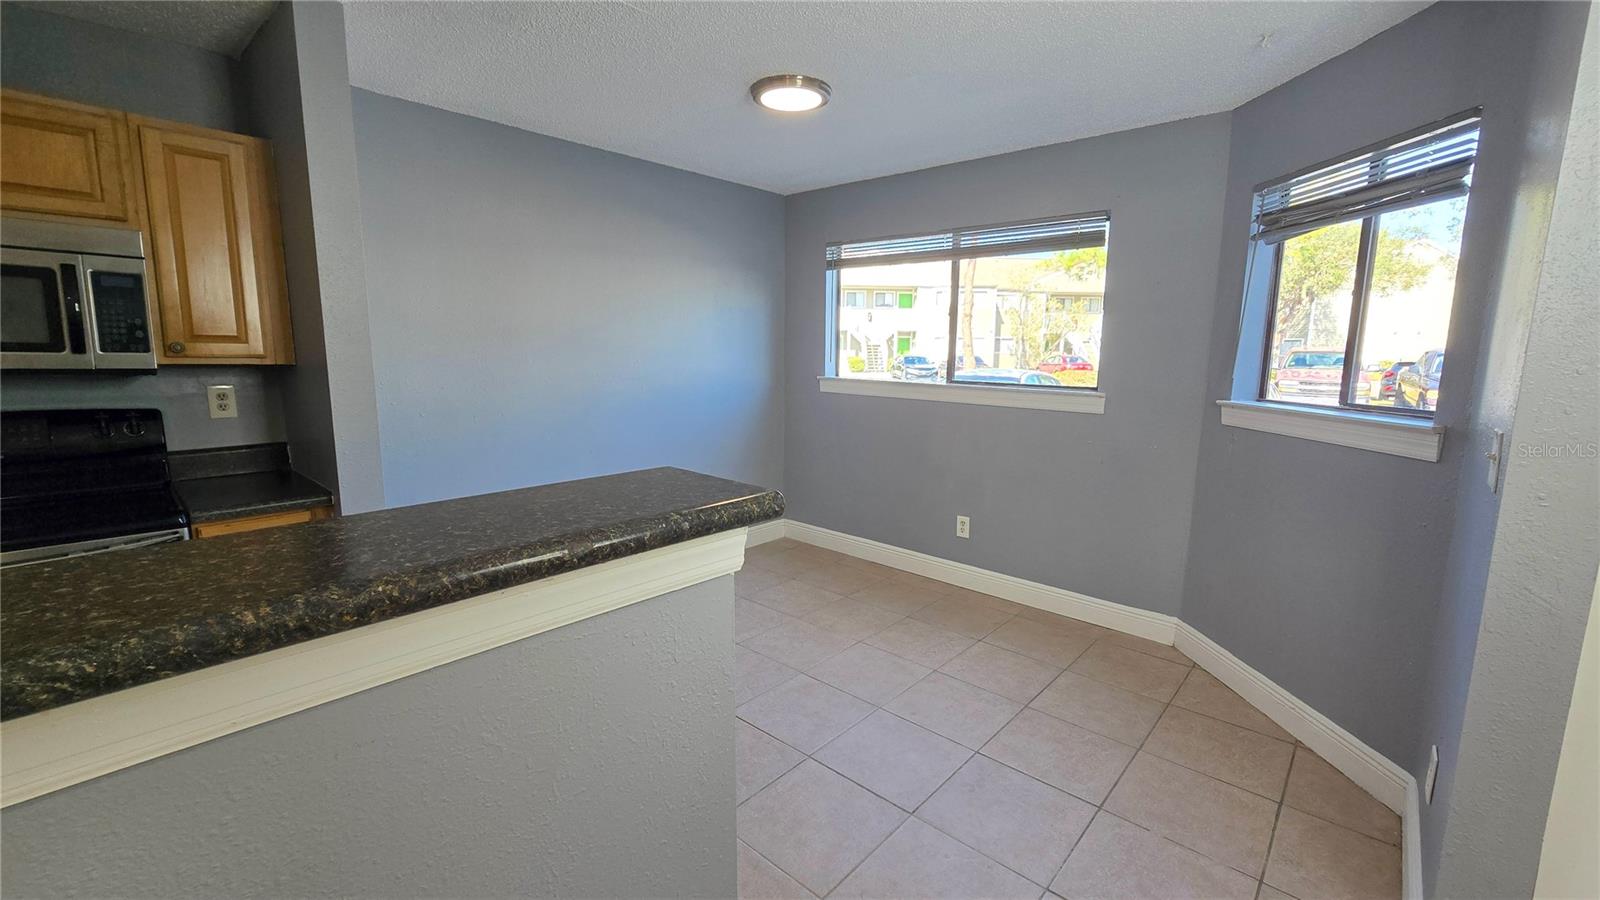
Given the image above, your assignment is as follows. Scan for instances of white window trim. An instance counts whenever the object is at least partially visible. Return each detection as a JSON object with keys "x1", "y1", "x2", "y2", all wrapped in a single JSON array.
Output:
[
  {"x1": 1218, "y1": 399, "x2": 1443, "y2": 461},
  {"x1": 820, "y1": 376, "x2": 1105, "y2": 414}
]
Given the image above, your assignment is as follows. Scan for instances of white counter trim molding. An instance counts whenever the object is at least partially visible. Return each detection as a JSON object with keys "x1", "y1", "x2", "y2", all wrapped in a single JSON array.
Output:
[
  {"x1": 760, "y1": 518, "x2": 1424, "y2": 900},
  {"x1": 0, "y1": 529, "x2": 747, "y2": 808}
]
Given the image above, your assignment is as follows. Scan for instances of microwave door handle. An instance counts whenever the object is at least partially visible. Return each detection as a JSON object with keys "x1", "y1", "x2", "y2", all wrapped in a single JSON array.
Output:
[{"x1": 60, "y1": 263, "x2": 87, "y2": 355}]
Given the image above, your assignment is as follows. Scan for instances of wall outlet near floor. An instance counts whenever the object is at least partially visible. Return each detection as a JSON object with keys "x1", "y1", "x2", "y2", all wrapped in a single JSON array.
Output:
[
  {"x1": 207, "y1": 385, "x2": 238, "y2": 420},
  {"x1": 956, "y1": 515, "x2": 971, "y2": 539},
  {"x1": 1425, "y1": 744, "x2": 1440, "y2": 803}
]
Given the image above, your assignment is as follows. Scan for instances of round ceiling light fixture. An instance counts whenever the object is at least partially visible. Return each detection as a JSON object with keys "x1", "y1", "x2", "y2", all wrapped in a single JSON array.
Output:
[{"x1": 750, "y1": 74, "x2": 831, "y2": 113}]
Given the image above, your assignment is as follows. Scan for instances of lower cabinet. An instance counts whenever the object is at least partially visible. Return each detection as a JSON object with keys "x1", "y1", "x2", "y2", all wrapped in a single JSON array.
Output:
[{"x1": 192, "y1": 506, "x2": 332, "y2": 540}]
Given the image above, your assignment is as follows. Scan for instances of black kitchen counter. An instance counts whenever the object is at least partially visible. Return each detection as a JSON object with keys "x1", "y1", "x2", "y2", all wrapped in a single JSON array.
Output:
[
  {"x1": 175, "y1": 470, "x2": 333, "y2": 523},
  {"x1": 0, "y1": 467, "x2": 783, "y2": 720},
  {"x1": 168, "y1": 443, "x2": 333, "y2": 522}
]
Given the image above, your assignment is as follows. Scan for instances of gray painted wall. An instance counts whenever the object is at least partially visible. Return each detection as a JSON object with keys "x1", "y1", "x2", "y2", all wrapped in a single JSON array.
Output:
[
  {"x1": 241, "y1": 2, "x2": 385, "y2": 514},
  {"x1": 0, "y1": 367, "x2": 285, "y2": 451},
  {"x1": 0, "y1": 576, "x2": 738, "y2": 899},
  {"x1": 782, "y1": 114, "x2": 1232, "y2": 616},
  {"x1": 0, "y1": 2, "x2": 246, "y2": 132},
  {"x1": 1181, "y1": 0, "x2": 1589, "y2": 775},
  {"x1": 351, "y1": 89, "x2": 786, "y2": 509},
  {"x1": 1428, "y1": 6, "x2": 1599, "y2": 896},
  {"x1": 0, "y1": 2, "x2": 287, "y2": 450}
]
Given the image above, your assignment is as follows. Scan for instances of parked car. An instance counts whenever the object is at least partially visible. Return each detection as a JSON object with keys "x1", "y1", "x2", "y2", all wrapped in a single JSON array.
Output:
[
  {"x1": 1395, "y1": 350, "x2": 1444, "y2": 411},
  {"x1": 953, "y1": 368, "x2": 1061, "y2": 386},
  {"x1": 1378, "y1": 360, "x2": 1415, "y2": 402},
  {"x1": 1272, "y1": 350, "x2": 1344, "y2": 401},
  {"x1": 937, "y1": 355, "x2": 989, "y2": 378},
  {"x1": 1037, "y1": 353, "x2": 1094, "y2": 374},
  {"x1": 896, "y1": 355, "x2": 939, "y2": 382}
]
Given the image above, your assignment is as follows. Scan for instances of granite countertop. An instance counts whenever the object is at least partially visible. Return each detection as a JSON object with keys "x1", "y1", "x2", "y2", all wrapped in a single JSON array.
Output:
[
  {"x1": 176, "y1": 470, "x2": 333, "y2": 523},
  {"x1": 168, "y1": 443, "x2": 333, "y2": 523},
  {"x1": 1, "y1": 467, "x2": 783, "y2": 720}
]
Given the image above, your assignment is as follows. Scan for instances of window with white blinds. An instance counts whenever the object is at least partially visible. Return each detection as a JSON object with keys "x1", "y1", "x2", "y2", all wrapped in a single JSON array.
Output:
[
  {"x1": 1236, "y1": 109, "x2": 1482, "y2": 423},
  {"x1": 826, "y1": 213, "x2": 1110, "y2": 269},
  {"x1": 827, "y1": 212, "x2": 1111, "y2": 393},
  {"x1": 1252, "y1": 112, "x2": 1480, "y2": 245}
]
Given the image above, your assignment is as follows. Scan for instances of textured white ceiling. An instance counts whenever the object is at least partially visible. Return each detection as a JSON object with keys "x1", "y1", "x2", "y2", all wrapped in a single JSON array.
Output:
[
  {"x1": 345, "y1": 1, "x2": 1427, "y2": 194},
  {"x1": 17, "y1": 0, "x2": 276, "y2": 57}
]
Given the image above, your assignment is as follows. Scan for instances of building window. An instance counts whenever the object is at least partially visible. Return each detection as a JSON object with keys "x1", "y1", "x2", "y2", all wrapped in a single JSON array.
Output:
[
  {"x1": 828, "y1": 213, "x2": 1110, "y2": 390},
  {"x1": 843, "y1": 290, "x2": 866, "y2": 309},
  {"x1": 1246, "y1": 111, "x2": 1479, "y2": 416}
]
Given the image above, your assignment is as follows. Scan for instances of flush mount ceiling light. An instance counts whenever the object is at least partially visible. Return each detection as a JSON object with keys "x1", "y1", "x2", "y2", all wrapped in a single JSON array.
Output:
[{"x1": 750, "y1": 74, "x2": 831, "y2": 113}]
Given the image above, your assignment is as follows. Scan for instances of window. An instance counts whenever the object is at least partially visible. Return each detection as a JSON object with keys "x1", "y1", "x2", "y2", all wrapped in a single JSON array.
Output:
[
  {"x1": 1249, "y1": 112, "x2": 1478, "y2": 417},
  {"x1": 828, "y1": 213, "x2": 1110, "y2": 391}
]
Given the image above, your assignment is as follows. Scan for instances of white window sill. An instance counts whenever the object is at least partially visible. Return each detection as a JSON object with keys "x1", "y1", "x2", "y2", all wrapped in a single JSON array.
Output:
[
  {"x1": 819, "y1": 376, "x2": 1105, "y2": 414},
  {"x1": 1217, "y1": 400, "x2": 1444, "y2": 461}
]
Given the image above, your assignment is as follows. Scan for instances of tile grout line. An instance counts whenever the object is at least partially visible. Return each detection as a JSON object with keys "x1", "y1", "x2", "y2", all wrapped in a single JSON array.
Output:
[
  {"x1": 737, "y1": 565, "x2": 1395, "y2": 898},
  {"x1": 1043, "y1": 666, "x2": 1184, "y2": 893}
]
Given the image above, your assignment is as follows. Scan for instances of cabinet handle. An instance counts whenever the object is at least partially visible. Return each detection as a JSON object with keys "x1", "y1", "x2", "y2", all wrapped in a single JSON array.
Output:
[{"x1": 167, "y1": 341, "x2": 186, "y2": 355}]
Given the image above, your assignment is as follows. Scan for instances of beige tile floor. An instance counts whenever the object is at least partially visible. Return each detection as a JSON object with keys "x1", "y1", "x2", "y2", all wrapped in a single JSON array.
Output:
[{"x1": 734, "y1": 539, "x2": 1402, "y2": 900}]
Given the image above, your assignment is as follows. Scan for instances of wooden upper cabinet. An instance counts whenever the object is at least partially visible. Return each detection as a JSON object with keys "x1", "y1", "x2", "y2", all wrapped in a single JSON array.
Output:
[
  {"x1": 0, "y1": 89, "x2": 135, "y2": 223},
  {"x1": 0, "y1": 92, "x2": 293, "y2": 365},
  {"x1": 132, "y1": 118, "x2": 293, "y2": 364}
]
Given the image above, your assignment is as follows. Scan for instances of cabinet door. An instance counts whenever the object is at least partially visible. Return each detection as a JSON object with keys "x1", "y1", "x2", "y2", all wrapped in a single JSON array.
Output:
[
  {"x1": 138, "y1": 124, "x2": 267, "y2": 360},
  {"x1": 0, "y1": 90, "x2": 133, "y2": 222}
]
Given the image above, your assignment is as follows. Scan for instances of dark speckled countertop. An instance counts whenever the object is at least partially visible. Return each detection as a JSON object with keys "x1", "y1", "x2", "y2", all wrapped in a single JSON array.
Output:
[
  {"x1": 168, "y1": 443, "x2": 333, "y2": 522},
  {"x1": 0, "y1": 467, "x2": 782, "y2": 720}
]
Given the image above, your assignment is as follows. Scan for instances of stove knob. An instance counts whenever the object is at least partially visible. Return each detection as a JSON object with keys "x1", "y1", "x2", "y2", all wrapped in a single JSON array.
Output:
[{"x1": 124, "y1": 419, "x2": 146, "y2": 436}]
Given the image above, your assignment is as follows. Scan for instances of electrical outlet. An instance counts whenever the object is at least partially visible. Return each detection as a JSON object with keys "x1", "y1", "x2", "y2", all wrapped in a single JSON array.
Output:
[
  {"x1": 208, "y1": 385, "x2": 238, "y2": 420},
  {"x1": 1425, "y1": 744, "x2": 1440, "y2": 803},
  {"x1": 956, "y1": 515, "x2": 971, "y2": 539}
]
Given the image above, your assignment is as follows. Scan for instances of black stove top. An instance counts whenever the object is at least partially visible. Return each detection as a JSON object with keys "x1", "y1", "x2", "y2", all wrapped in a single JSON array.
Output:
[{"x1": 1, "y1": 409, "x2": 188, "y2": 558}]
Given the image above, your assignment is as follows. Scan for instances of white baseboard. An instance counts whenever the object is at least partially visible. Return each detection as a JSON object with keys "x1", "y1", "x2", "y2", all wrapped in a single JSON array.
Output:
[
  {"x1": 745, "y1": 519, "x2": 788, "y2": 547},
  {"x1": 1172, "y1": 622, "x2": 1410, "y2": 814},
  {"x1": 756, "y1": 518, "x2": 1420, "y2": 897},
  {"x1": 1405, "y1": 778, "x2": 1424, "y2": 900},
  {"x1": 783, "y1": 520, "x2": 1176, "y2": 644}
]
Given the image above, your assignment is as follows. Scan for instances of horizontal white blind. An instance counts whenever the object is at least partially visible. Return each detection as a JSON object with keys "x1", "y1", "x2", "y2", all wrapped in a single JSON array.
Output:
[
  {"x1": 1254, "y1": 114, "x2": 1480, "y2": 244},
  {"x1": 957, "y1": 215, "x2": 1110, "y2": 255},
  {"x1": 827, "y1": 213, "x2": 1109, "y2": 268},
  {"x1": 826, "y1": 232, "x2": 954, "y2": 267}
]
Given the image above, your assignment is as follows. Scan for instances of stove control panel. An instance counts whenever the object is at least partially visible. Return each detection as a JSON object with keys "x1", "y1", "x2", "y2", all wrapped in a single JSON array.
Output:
[{"x1": 1, "y1": 408, "x2": 167, "y2": 459}]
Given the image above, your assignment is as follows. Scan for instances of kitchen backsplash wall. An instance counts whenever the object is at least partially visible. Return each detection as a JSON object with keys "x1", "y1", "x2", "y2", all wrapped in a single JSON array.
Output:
[
  {"x1": 1, "y1": 368, "x2": 287, "y2": 451},
  {"x1": 0, "y1": 2, "x2": 288, "y2": 450}
]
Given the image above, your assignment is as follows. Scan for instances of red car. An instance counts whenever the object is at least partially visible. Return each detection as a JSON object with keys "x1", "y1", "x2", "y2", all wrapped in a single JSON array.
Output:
[{"x1": 1037, "y1": 354, "x2": 1094, "y2": 374}]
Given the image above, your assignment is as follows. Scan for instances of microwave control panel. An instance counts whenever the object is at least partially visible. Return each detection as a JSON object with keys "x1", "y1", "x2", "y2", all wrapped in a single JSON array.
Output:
[{"x1": 90, "y1": 271, "x2": 152, "y2": 354}]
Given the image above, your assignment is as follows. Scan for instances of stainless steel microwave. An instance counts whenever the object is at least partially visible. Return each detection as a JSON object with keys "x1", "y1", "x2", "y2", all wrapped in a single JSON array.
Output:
[{"x1": 1, "y1": 217, "x2": 157, "y2": 370}]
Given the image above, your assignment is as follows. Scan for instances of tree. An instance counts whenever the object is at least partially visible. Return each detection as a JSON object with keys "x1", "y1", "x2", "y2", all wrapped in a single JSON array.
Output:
[
  {"x1": 1051, "y1": 247, "x2": 1107, "y2": 281},
  {"x1": 1273, "y1": 221, "x2": 1434, "y2": 351},
  {"x1": 959, "y1": 257, "x2": 977, "y2": 369}
]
